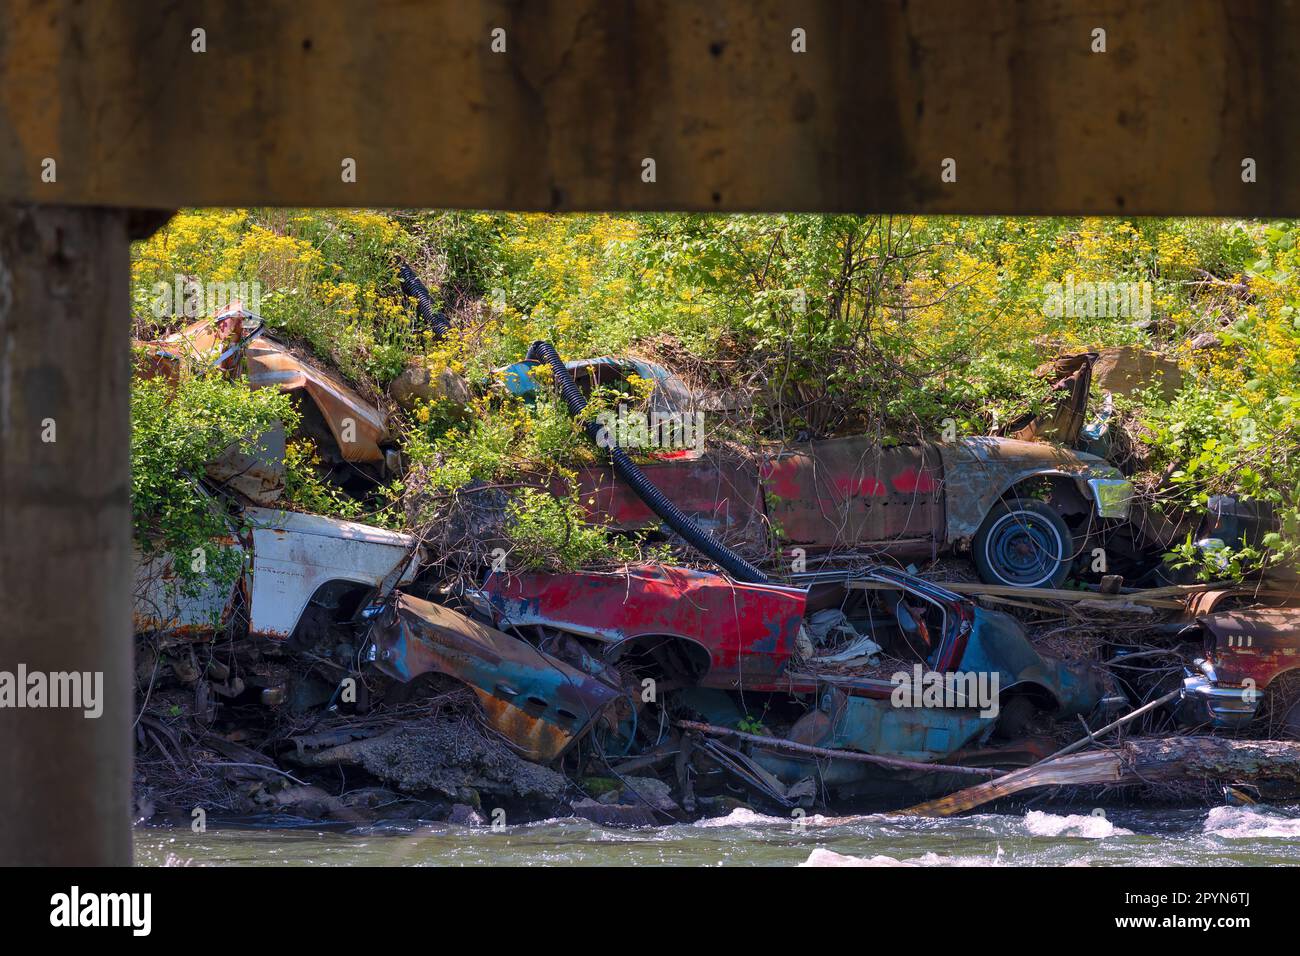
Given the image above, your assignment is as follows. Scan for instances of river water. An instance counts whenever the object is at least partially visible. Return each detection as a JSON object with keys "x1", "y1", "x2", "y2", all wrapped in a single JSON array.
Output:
[{"x1": 134, "y1": 804, "x2": 1300, "y2": 866}]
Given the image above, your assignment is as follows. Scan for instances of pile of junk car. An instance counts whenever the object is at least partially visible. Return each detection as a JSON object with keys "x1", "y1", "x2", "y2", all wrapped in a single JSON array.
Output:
[
  {"x1": 129, "y1": 294, "x2": 1300, "y2": 826},
  {"x1": 131, "y1": 305, "x2": 439, "y2": 810},
  {"x1": 133, "y1": 305, "x2": 418, "y2": 650},
  {"x1": 357, "y1": 334, "x2": 1300, "y2": 820},
  {"x1": 368, "y1": 563, "x2": 1120, "y2": 817}
]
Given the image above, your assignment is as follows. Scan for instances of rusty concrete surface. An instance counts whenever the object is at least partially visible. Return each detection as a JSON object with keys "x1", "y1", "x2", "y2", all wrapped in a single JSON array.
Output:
[
  {"x1": 0, "y1": 204, "x2": 133, "y2": 865},
  {"x1": 0, "y1": 0, "x2": 1295, "y2": 214}
]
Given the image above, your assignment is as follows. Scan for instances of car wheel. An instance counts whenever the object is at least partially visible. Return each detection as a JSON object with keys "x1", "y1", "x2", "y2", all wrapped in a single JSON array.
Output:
[{"x1": 972, "y1": 499, "x2": 1074, "y2": 589}]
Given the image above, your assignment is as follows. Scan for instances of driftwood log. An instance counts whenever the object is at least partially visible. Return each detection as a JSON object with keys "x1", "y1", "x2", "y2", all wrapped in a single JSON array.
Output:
[
  {"x1": 676, "y1": 720, "x2": 1000, "y2": 777},
  {"x1": 902, "y1": 737, "x2": 1300, "y2": 817}
]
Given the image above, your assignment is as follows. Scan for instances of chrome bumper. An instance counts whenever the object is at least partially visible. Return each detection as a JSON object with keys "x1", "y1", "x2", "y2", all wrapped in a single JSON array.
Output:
[{"x1": 1179, "y1": 673, "x2": 1259, "y2": 728}]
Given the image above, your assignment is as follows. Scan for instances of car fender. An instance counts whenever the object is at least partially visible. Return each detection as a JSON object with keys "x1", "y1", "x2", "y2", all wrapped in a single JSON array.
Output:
[
  {"x1": 939, "y1": 437, "x2": 1128, "y2": 541},
  {"x1": 244, "y1": 507, "x2": 421, "y2": 640}
]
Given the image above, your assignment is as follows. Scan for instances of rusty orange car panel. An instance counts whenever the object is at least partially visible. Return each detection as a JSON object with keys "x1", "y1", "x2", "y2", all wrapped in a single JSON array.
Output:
[
  {"x1": 368, "y1": 592, "x2": 620, "y2": 763},
  {"x1": 132, "y1": 312, "x2": 246, "y2": 379},
  {"x1": 135, "y1": 310, "x2": 389, "y2": 464},
  {"x1": 242, "y1": 335, "x2": 388, "y2": 463}
]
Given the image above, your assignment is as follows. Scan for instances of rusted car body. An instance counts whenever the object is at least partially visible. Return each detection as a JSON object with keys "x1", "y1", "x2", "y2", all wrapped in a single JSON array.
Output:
[
  {"x1": 135, "y1": 307, "x2": 394, "y2": 502},
  {"x1": 494, "y1": 351, "x2": 1136, "y2": 588},
  {"x1": 1177, "y1": 608, "x2": 1300, "y2": 734},
  {"x1": 473, "y1": 565, "x2": 1105, "y2": 714},
  {"x1": 135, "y1": 504, "x2": 421, "y2": 642},
  {"x1": 996, "y1": 352, "x2": 1094, "y2": 446},
  {"x1": 571, "y1": 437, "x2": 1129, "y2": 546},
  {"x1": 500, "y1": 355, "x2": 697, "y2": 424},
  {"x1": 134, "y1": 308, "x2": 419, "y2": 645},
  {"x1": 416, "y1": 563, "x2": 1111, "y2": 800},
  {"x1": 567, "y1": 434, "x2": 1131, "y2": 587},
  {"x1": 476, "y1": 564, "x2": 808, "y2": 690},
  {"x1": 366, "y1": 592, "x2": 620, "y2": 762},
  {"x1": 242, "y1": 332, "x2": 390, "y2": 465}
]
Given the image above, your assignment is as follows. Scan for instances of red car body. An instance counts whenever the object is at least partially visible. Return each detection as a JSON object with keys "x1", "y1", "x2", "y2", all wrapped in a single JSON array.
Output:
[
  {"x1": 1178, "y1": 608, "x2": 1300, "y2": 731},
  {"x1": 479, "y1": 564, "x2": 808, "y2": 690}
]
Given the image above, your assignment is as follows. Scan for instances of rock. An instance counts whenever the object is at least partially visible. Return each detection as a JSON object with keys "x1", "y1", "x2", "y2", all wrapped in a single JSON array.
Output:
[
  {"x1": 620, "y1": 776, "x2": 679, "y2": 812},
  {"x1": 285, "y1": 718, "x2": 569, "y2": 804},
  {"x1": 272, "y1": 784, "x2": 325, "y2": 806},
  {"x1": 446, "y1": 803, "x2": 485, "y2": 826},
  {"x1": 570, "y1": 798, "x2": 658, "y2": 827},
  {"x1": 395, "y1": 800, "x2": 452, "y2": 820},
  {"x1": 345, "y1": 794, "x2": 449, "y2": 822},
  {"x1": 389, "y1": 360, "x2": 472, "y2": 411},
  {"x1": 340, "y1": 786, "x2": 398, "y2": 809},
  {"x1": 170, "y1": 651, "x2": 200, "y2": 684},
  {"x1": 272, "y1": 784, "x2": 368, "y2": 822},
  {"x1": 697, "y1": 795, "x2": 753, "y2": 816}
]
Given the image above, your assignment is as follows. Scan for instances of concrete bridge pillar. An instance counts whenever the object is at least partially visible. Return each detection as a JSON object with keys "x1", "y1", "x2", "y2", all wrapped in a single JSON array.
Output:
[{"x1": 0, "y1": 204, "x2": 133, "y2": 865}]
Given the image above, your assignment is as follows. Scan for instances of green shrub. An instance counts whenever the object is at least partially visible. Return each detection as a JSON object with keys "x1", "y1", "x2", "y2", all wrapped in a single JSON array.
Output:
[
  {"x1": 131, "y1": 372, "x2": 296, "y2": 584},
  {"x1": 133, "y1": 211, "x2": 1300, "y2": 580},
  {"x1": 504, "y1": 488, "x2": 635, "y2": 571}
]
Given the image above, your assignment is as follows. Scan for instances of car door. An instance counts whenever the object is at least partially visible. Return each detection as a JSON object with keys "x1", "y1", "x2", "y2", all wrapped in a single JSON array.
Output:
[
  {"x1": 567, "y1": 451, "x2": 766, "y2": 544},
  {"x1": 759, "y1": 436, "x2": 944, "y2": 555}
]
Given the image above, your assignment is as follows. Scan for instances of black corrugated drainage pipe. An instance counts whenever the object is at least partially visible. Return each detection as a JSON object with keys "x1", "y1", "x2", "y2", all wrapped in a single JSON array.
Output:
[
  {"x1": 525, "y1": 340, "x2": 769, "y2": 584},
  {"x1": 397, "y1": 259, "x2": 452, "y2": 338}
]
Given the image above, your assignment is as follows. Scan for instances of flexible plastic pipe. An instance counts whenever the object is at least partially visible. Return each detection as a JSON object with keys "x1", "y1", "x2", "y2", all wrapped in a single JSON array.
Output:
[
  {"x1": 397, "y1": 259, "x2": 452, "y2": 338},
  {"x1": 525, "y1": 340, "x2": 769, "y2": 584}
]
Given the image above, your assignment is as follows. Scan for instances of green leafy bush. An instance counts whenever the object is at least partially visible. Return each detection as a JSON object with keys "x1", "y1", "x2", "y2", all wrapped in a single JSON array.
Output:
[
  {"x1": 132, "y1": 210, "x2": 1300, "y2": 580},
  {"x1": 504, "y1": 488, "x2": 635, "y2": 571},
  {"x1": 131, "y1": 372, "x2": 295, "y2": 584}
]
